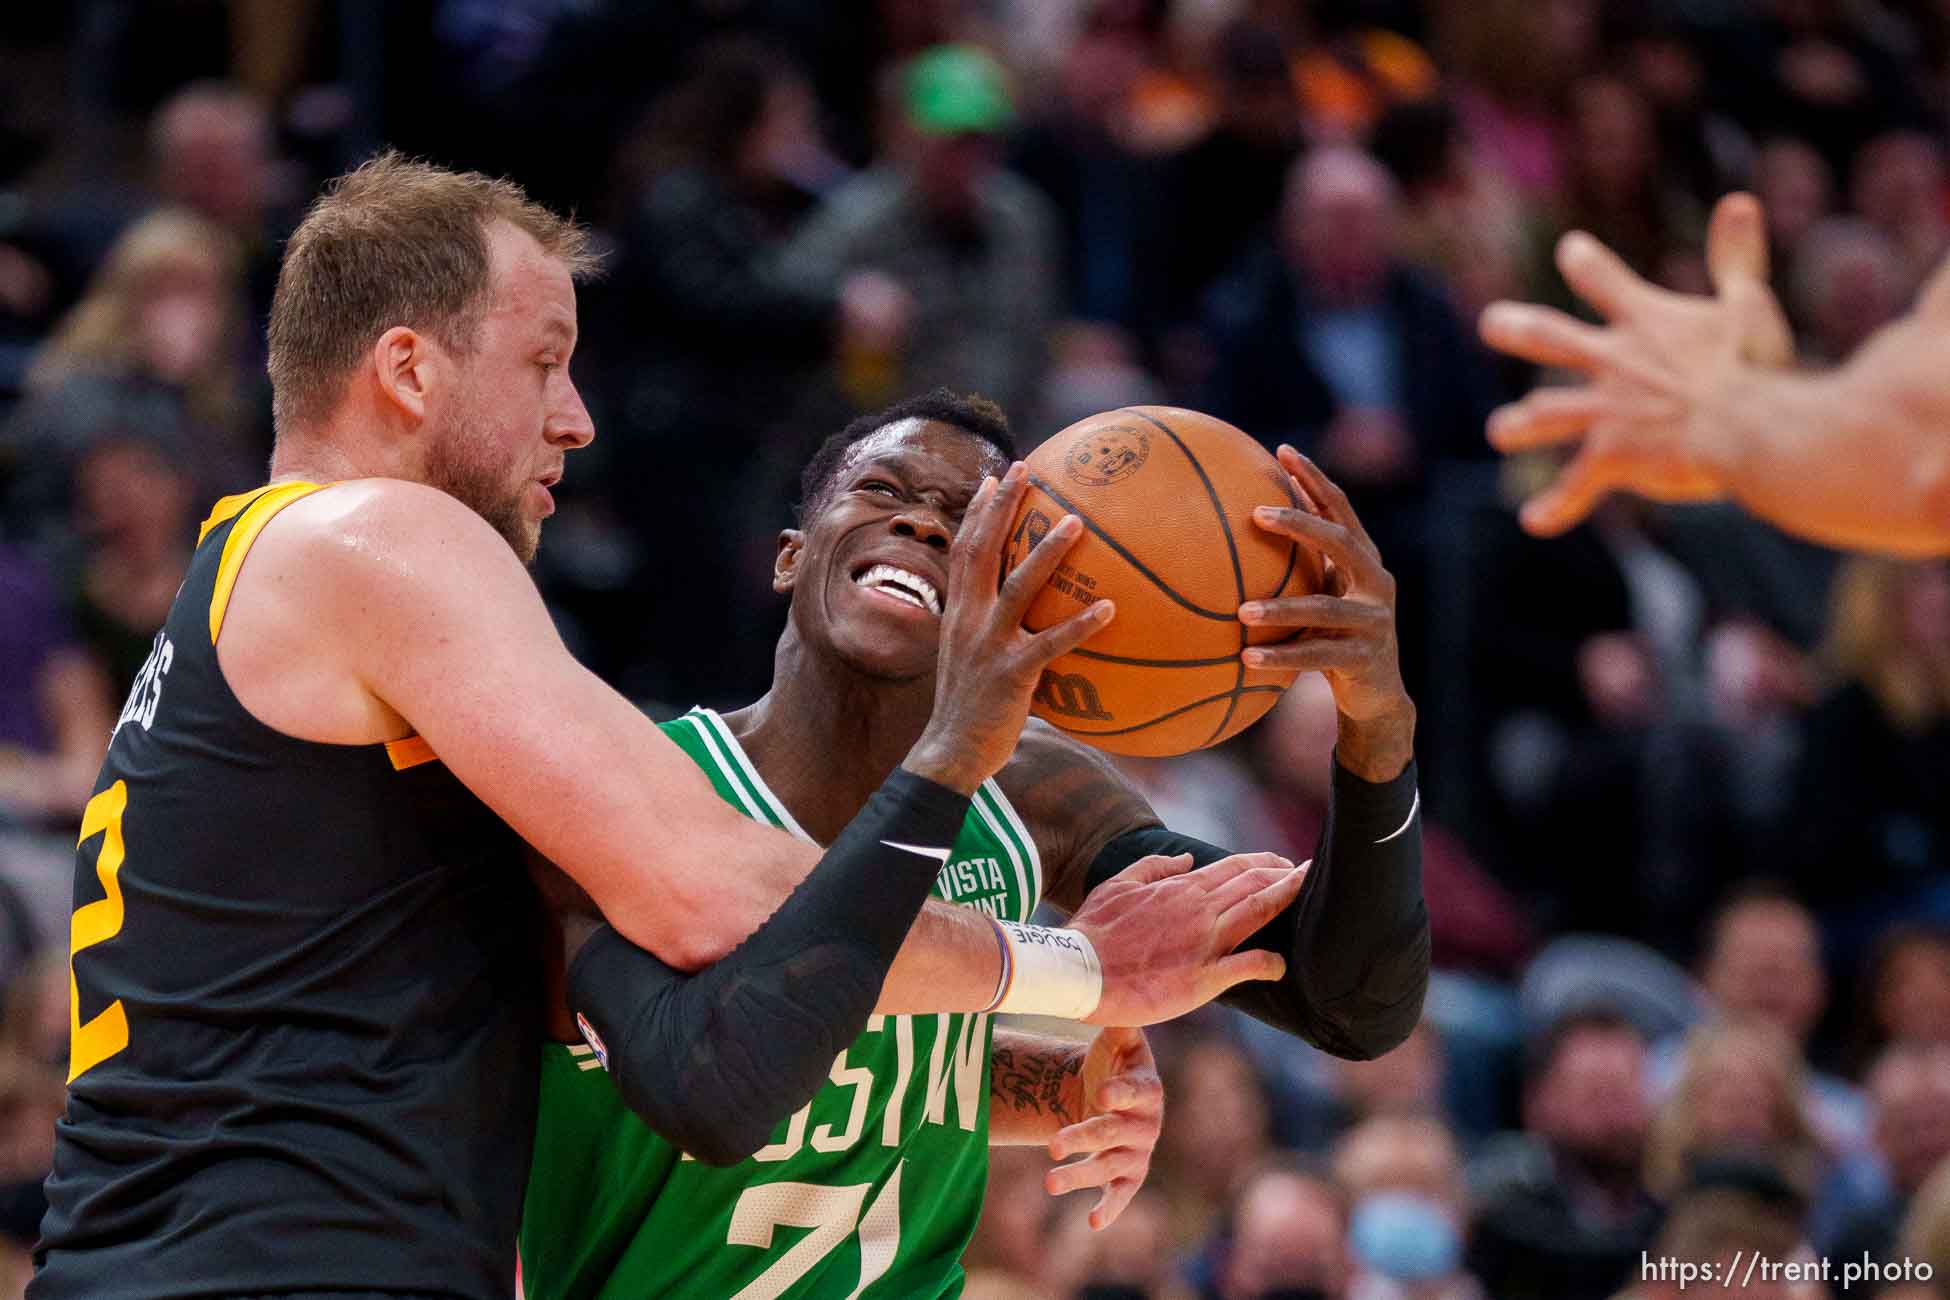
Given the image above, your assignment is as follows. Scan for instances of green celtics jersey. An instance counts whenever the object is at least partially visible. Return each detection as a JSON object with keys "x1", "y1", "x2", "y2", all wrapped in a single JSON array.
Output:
[{"x1": 519, "y1": 707, "x2": 1043, "y2": 1300}]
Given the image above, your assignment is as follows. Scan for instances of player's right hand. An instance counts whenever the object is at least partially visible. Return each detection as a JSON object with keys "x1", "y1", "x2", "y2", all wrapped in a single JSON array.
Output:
[
  {"x1": 902, "y1": 462, "x2": 1114, "y2": 795},
  {"x1": 1071, "y1": 851, "x2": 1305, "y2": 1026}
]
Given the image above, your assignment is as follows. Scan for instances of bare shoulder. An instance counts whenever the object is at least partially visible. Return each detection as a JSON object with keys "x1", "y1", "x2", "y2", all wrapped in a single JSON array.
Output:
[
  {"x1": 996, "y1": 719, "x2": 1159, "y2": 911},
  {"x1": 218, "y1": 478, "x2": 546, "y2": 745},
  {"x1": 999, "y1": 717, "x2": 1127, "y2": 793},
  {"x1": 266, "y1": 478, "x2": 515, "y2": 580}
]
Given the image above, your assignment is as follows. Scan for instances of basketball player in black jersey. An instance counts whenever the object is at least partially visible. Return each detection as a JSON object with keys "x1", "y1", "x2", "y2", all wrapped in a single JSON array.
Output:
[{"x1": 34, "y1": 155, "x2": 1309, "y2": 1299}]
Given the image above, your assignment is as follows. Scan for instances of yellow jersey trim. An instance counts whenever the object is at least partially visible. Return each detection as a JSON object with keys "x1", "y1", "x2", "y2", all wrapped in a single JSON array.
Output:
[
  {"x1": 196, "y1": 485, "x2": 280, "y2": 546},
  {"x1": 385, "y1": 736, "x2": 438, "y2": 771},
  {"x1": 208, "y1": 481, "x2": 326, "y2": 644}
]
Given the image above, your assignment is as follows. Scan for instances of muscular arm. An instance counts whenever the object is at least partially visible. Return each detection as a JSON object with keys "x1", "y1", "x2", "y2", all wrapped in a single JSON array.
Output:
[
  {"x1": 1696, "y1": 299, "x2": 1950, "y2": 556},
  {"x1": 987, "y1": 1029, "x2": 1088, "y2": 1145},
  {"x1": 988, "y1": 1025, "x2": 1164, "y2": 1230},
  {"x1": 266, "y1": 480, "x2": 989, "y2": 972}
]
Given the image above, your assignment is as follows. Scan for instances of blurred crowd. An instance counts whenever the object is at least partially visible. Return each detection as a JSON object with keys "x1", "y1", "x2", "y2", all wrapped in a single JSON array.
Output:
[{"x1": 1, "y1": 1, "x2": 1948, "y2": 1298}]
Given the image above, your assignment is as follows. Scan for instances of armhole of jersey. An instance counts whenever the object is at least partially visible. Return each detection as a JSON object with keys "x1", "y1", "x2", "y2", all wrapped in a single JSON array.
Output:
[{"x1": 208, "y1": 481, "x2": 328, "y2": 645}]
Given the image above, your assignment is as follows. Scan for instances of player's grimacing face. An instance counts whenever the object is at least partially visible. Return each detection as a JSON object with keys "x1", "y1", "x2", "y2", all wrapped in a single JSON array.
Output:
[
  {"x1": 424, "y1": 221, "x2": 593, "y2": 564},
  {"x1": 785, "y1": 420, "x2": 1005, "y2": 679}
]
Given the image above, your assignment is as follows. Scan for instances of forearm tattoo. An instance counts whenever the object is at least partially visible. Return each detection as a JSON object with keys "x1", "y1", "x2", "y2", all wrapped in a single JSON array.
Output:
[{"x1": 990, "y1": 1040, "x2": 1084, "y2": 1126}]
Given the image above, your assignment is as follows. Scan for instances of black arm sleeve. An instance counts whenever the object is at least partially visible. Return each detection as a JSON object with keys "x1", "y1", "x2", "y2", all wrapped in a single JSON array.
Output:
[
  {"x1": 565, "y1": 768, "x2": 969, "y2": 1165},
  {"x1": 1085, "y1": 756, "x2": 1429, "y2": 1060}
]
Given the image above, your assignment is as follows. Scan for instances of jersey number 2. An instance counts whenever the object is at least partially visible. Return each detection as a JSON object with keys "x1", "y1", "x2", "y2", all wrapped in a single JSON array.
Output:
[
  {"x1": 69, "y1": 780, "x2": 131, "y2": 1082},
  {"x1": 727, "y1": 1160, "x2": 903, "y2": 1300}
]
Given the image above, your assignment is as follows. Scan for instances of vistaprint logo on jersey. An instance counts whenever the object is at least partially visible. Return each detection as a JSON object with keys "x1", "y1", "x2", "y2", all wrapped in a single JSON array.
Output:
[
  {"x1": 934, "y1": 857, "x2": 1011, "y2": 918},
  {"x1": 113, "y1": 632, "x2": 175, "y2": 739}
]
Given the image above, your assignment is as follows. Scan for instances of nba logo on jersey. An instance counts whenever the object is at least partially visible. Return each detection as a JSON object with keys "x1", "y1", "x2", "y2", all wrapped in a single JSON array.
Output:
[{"x1": 573, "y1": 1014, "x2": 609, "y2": 1072}]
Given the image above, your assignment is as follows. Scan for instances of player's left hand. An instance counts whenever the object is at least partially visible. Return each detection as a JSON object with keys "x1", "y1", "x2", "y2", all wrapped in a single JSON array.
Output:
[
  {"x1": 1240, "y1": 445, "x2": 1410, "y2": 726},
  {"x1": 1476, "y1": 192, "x2": 1794, "y2": 535},
  {"x1": 1045, "y1": 1026, "x2": 1162, "y2": 1231}
]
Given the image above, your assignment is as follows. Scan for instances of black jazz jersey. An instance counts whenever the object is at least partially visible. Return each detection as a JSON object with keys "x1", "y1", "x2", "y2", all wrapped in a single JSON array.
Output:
[{"x1": 33, "y1": 483, "x2": 542, "y2": 1299}]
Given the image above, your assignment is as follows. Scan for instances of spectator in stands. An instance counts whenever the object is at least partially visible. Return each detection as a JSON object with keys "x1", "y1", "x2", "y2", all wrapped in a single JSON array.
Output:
[
  {"x1": 1432, "y1": 0, "x2": 1593, "y2": 199},
  {"x1": 1846, "y1": 130, "x2": 1949, "y2": 295},
  {"x1": 1370, "y1": 97, "x2": 1530, "y2": 327},
  {"x1": 1200, "y1": 143, "x2": 1498, "y2": 715},
  {"x1": 0, "y1": 953, "x2": 68, "y2": 1288},
  {"x1": 1789, "y1": 218, "x2": 1910, "y2": 364},
  {"x1": 1051, "y1": 1186, "x2": 1193, "y2": 1300},
  {"x1": 963, "y1": 1147, "x2": 1062, "y2": 1295},
  {"x1": 1525, "y1": 74, "x2": 1703, "y2": 312},
  {"x1": 1750, "y1": 137, "x2": 1835, "y2": 277},
  {"x1": 1712, "y1": 0, "x2": 1928, "y2": 180},
  {"x1": 1209, "y1": 1158, "x2": 1351, "y2": 1300},
  {"x1": 1611, "y1": 1158, "x2": 1824, "y2": 1300},
  {"x1": 1848, "y1": 928, "x2": 1950, "y2": 1072},
  {"x1": 2, "y1": 209, "x2": 260, "y2": 541},
  {"x1": 1010, "y1": 8, "x2": 1166, "y2": 332},
  {"x1": 1333, "y1": 1113, "x2": 1489, "y2": 1300},
  {"x1": 1202, "y1": 145, "x2": 1499, "y2": 490},
  {"x1": 149, "y1": 83, "x2": 278, "y2": 247},
  {"x1": 0, "y1": 548, "x2": 111, "y2": 827},
  {"x1": 1156, "y1": 1035, "x2": 1276, "y2": 1256},
  {"x1": 147, "y1": 81, "x2": 288, "y2": 341},
  {"x1": 0, "y1": 1051, "x2": 60, "y2": 1287},
  {"x1": 578, "y1": 37, "x2": 900, "y2": 700},
  {"x1": 1659, "y1": 885, "x2": 1865, "y2": 1152},
  {"x1": 1815, "y1": 935, "x2": 1950, "y2": 1246},
  {"x1": 65, "y1": 430, "x2": 196, "y2": 690},
  {"x1": 1781, "y1": 559, "x2": 1950, "y2": 955},
  {"x1": 1606, "y1": 6, "x2": 1750, "y2": 209},
  {"x1": 782, "y1": 43, "x2": 1057, "y2": 420},
  {"x1": 1467, "y1": 496, "x2": 1734, "y2": 942},
  {"x1": 1288, "y1": 7, "x2": 1439, "y2": 146},
  {"x1": 1823, "y1": 1041, "x2": 1950, "y2": 1267},
  {"x1": 1888, "y1": 1157, "x2": 1950, "y2": 1300},
  {"x1": 1643, "y1": 1022, "x2": 1827, "y2": 1201},
  {"x1": 1468, "y1": 1008, "x2": 1660, "y2": 1300},
  {"x1": 1154, "y1": 21, "x2": 1303, "y2": 335}
]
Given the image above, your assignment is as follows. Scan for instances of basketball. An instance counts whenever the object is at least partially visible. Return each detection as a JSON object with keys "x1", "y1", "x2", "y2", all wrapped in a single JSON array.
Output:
[{"x1": 1002, "y1": 406, "x2": 1325, "y2": 757}]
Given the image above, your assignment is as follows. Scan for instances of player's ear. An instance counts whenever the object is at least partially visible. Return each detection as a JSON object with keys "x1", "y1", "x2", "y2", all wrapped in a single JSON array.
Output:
[
  {"x1": 774, "y1": 529, "x2": 806, "y2": 593},
  {"x1": 372, "y1": 326, "x2": 432, "y2": 425}
]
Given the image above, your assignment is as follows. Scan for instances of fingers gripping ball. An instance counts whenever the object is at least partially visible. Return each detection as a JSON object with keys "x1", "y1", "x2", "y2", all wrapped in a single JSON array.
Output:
[{"x1": 1003, "y1": 407, "x2": 1324, "y2": 756}]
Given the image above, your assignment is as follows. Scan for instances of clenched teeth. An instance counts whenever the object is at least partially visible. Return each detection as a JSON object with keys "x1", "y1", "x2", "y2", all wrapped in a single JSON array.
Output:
[{"x1": 855, "y1": 563, "x2": 942, "y2": 616}]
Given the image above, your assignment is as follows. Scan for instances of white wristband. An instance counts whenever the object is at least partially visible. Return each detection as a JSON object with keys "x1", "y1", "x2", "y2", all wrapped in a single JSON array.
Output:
[{"x1": 987, "y1": 920, "x2": 1101, "y2": 1020}]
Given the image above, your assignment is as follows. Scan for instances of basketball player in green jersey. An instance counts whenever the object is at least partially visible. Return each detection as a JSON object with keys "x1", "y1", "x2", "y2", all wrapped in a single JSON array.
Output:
[{"x1": 521, "y1": 391, "x2": 1427, "y2": 1299}]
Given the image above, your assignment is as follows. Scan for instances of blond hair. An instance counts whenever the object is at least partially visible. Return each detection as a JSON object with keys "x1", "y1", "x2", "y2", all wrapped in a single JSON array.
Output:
[
  {"x1": 1824, "y1": 556, "x2": 1950, "y2": 731},
  {"x1": 29, "y1": 207, "x2": 244, "y2": 430},
  {"x1": 266, "y1": 151, "x2": 601, "y2": 437},
  {"x1": 1645, "y1": 1021, "x2": 1823, "y2": 1199}
]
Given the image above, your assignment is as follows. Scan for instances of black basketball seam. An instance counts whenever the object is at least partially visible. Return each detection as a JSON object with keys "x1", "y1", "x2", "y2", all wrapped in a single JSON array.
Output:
[
  {"x1": 1069, "y1": 647, "x2": 1242, "y2": 669},
  {"x1": 1050, "y1": 685, "x2": 1288, "y2": 739},
  {"x1": 1025, "y1": 473, "x2": 1236, "y2": 621},
  {"x1": 1119, "y1": 409, "x2": 1249, "y2": 746}
]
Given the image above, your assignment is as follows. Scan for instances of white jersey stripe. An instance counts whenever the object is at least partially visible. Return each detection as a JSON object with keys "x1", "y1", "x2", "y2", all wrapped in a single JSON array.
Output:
[
  {"x1": 694, "y1": 709, "x2": 818, "y2": 845},
  {"x1": 679, "y1": 713, "x2": 772, "y2": 826},
  {"x1": 982, "y1": 781, "x2": 1043, "y2": 912}
]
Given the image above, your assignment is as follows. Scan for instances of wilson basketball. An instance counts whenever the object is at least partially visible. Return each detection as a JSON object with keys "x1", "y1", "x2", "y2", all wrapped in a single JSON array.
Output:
[{"x1": 1003, "y1": 407, "x2": 1325, "y2": 757}]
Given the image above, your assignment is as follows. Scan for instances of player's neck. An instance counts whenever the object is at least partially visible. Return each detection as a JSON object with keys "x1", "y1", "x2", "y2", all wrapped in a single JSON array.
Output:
[
  {"x1": 725, "y1": 629, "x2": 936, "y2": 844},
  {"x1": 269, "y1": 408, "x2": 418, "y2": 486},
  {"x1": 268, "y1": 436, "x2": 376, "y2": 486}
]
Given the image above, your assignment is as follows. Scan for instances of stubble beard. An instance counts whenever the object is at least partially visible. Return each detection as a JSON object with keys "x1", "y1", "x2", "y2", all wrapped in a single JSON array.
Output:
[{"x1": 424, "y1": 411, "x2": 538, "y2": 566}]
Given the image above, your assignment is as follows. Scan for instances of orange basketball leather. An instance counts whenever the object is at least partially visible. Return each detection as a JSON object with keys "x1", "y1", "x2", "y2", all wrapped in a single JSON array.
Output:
[{"x1": 1003, "y1": 407, "x2": 1324, "y2": 756}]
